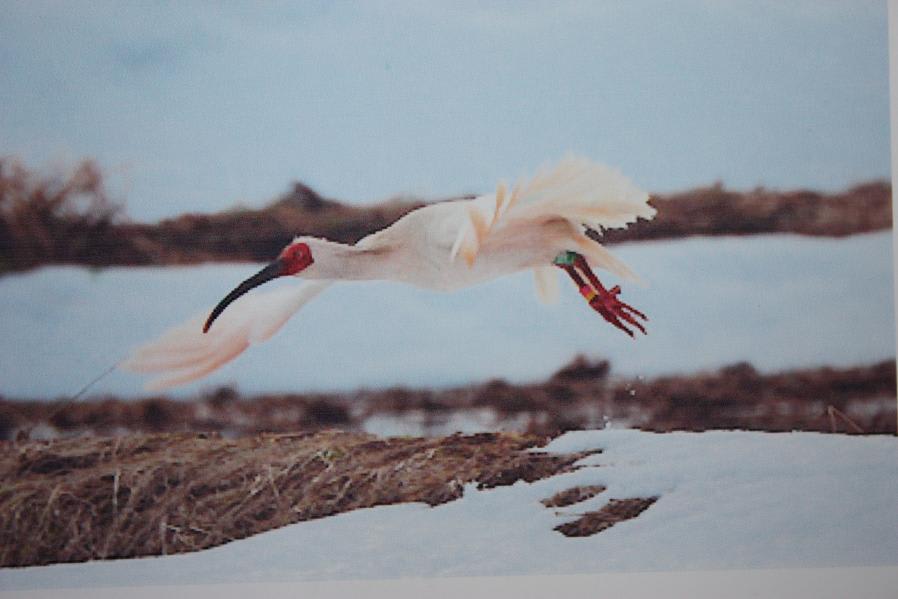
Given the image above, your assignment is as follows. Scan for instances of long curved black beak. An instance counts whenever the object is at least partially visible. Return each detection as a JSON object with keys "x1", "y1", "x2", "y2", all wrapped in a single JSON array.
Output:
[{"x1": 203, "y1": 260, "x2": 286, "y2": 333}]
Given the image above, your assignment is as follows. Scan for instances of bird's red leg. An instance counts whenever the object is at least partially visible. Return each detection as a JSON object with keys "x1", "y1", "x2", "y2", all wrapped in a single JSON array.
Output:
[
  {"x1": 554, "y1": 251, "x2": 648, "y2": 337},
  {"x1": 572, "y1": 254, "x2": 648, "y2": 326}
]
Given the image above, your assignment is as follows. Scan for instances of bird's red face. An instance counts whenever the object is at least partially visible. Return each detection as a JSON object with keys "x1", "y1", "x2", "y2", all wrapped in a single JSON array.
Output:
[
  {"x1": 278, "y1": 241, "x2": 314, "y2": 276},
  {"x1": 203, "y1": 241, "x2": 314, "y2": 333}
]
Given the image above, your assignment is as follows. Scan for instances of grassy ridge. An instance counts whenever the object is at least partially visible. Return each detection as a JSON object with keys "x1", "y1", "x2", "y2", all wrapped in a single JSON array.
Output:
[{"x1": 1, "y1": 158, "x2": 891, "y2": 274}]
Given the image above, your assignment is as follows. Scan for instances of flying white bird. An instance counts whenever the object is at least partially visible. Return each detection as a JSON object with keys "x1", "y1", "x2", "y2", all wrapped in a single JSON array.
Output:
[{"x1": 122, "y1": 156, "x2": 656, "y2": 390}]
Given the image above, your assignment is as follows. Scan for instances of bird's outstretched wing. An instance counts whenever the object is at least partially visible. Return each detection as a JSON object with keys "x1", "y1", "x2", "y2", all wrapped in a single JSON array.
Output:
[
  {"x1": 450, "y1": 154, "x2": 655, "y2": 285},
  {"x1": 120, "y1": 281, "x2": 331, "y2": 390}
]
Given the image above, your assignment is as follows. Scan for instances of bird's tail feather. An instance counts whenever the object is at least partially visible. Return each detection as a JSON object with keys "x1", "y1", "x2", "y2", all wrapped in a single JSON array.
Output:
[
  {"x1": 513, "y1": 154, "x2": 655, "y2": 230},
  {"x1": 120, "y1": 280, "x2": 332, "y2": 391},
  {"x1": 532, "y1": 266, "x2": 560, "y2": 304},
  {"x1": 452, "y1": 155, "x2": 654, "y2": 269}
]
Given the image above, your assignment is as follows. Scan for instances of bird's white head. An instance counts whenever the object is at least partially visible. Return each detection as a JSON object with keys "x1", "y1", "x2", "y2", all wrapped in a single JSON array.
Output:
[{"x1": 203, "y1": 239, "x2": 315, "y2": 333}]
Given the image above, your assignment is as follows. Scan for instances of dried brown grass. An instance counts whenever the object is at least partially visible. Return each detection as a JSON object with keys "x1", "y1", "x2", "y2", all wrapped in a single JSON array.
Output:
[
  {"x1": 0, "y1": 430, "x2": 593, "y2": 568},
  {"x1": 0, "y1": 158, "x2": 130, "y2": 272}
]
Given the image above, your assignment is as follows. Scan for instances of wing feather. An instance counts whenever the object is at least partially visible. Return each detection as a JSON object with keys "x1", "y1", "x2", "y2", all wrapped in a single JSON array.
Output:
[{"x1": 121, "y1": 280, "x2": 331, "y2": 390}]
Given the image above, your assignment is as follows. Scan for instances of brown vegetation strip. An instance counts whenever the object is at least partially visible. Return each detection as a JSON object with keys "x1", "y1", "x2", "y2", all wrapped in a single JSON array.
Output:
[
  {"x1": 3, "y1": 359, "x2": 894, "y2": 440},
  {"x1": 600, "y1": 181, "x2": 891, "y2": 243},
  {"x1": 1, "y1": 158, "x2": 890, "y2": 274},
  {"x1": 0, "y1": 431, "x2": 595, "y2": 568},
  {"x1": 554, "y1": 497, "x2": 658, "y2": 537}
]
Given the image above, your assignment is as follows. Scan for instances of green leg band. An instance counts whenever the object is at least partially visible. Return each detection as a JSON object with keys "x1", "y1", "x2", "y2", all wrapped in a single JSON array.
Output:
[{"x1": 553, "y1": 250, "x2": 579, "y2": 266}]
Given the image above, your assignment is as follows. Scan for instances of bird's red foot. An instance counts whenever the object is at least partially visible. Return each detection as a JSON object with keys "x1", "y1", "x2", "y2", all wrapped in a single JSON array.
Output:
[
  {"x1": 580, "y1": 284, "x2": 647, "y2": 337},
  {"x1": 556, "y1": 251, "x2": 648, "y2": 338}
]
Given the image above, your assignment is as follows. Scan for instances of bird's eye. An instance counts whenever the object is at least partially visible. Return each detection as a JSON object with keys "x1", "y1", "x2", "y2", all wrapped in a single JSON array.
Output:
[{"x1": 285, "y1": 244, "x2": 302, "y2": 260}]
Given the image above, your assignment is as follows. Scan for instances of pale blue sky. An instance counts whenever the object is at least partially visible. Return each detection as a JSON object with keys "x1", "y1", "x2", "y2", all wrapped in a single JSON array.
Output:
[{"x1": 0, "y1": 1, "x2": 890, "y2": 221}]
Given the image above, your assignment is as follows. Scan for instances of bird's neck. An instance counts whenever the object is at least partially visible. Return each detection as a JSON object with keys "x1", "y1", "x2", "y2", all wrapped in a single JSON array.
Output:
[{"x1": 303, "y1": 238, "x2": 400, "y2": 281}]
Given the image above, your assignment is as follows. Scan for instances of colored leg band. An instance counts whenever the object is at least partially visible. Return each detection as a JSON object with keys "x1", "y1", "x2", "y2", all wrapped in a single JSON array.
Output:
[
  {"x1": 553, "y1": 251, "x2": 578, "y2": 266},
  {"x1": 580, "y1": 285, "x2": 598, "y2": 302}
]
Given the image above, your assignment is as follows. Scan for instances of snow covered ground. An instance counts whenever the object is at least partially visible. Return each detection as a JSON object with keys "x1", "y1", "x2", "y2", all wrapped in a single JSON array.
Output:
[
  {"x1": 0, "y1": 232, "x2": 894, "y2": 399},
  {"x1": 2, "y1": 429, "x2": 896, "y2": 590}
]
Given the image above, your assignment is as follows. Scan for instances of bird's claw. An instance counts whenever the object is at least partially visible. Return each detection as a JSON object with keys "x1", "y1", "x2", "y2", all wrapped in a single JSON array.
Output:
[
  {"x1": 557, "y1": 252, "x2": 649, "y2": 338},
  {"x1": 587, "y1": 289, "x2": 647, "y2": 337}
]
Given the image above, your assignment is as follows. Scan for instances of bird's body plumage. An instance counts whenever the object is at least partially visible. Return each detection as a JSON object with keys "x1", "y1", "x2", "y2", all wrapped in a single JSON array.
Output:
[{"x1": 122, "y1": 156, "x2": 655, "y2": 390}]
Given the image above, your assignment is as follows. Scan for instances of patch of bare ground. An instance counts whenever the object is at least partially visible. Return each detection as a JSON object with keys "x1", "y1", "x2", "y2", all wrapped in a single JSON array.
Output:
[
  {"x1": 541, "y1": 485, "x2": 606, "y2": 508},
  {"x1": 0, "y1": 431, "x2": 596, "y2": 568},
  {"x1": 554, "y1": 497, "x2": 659, "y2": 537}
]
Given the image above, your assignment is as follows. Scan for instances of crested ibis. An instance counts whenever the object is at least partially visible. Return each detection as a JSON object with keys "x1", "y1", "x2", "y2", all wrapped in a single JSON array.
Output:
[{"x1": 122, "y1": 156, "x2": 656, "y2": 390}]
